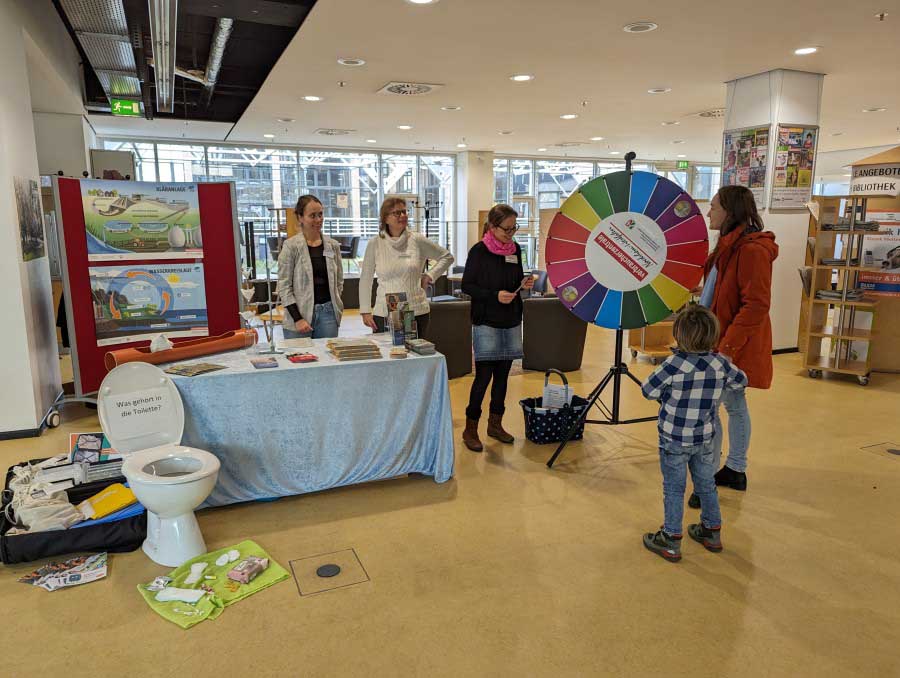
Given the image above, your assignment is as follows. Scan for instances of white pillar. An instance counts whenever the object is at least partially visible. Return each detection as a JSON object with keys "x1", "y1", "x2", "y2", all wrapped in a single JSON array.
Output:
[
  {"x1": 455, "y1": 151, "x2": 494, "y2": 263},
  {"x1": 723, "y1": 69, "x2": 824, "y2": 350}
]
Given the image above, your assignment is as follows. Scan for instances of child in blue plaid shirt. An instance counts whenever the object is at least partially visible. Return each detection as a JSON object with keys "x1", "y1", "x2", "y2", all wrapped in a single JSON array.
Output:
[{"x1": 641, "y1": 304, "x2": 747, "y2": 562}]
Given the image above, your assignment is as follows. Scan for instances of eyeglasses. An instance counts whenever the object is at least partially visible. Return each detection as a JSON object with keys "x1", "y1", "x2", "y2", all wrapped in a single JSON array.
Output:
[
  {"x1": 389, "y1": 209, "x2": 408, "y2": 217},
  {"x1": 495, "y1": 224, "x2": 519, "y2": 234}
]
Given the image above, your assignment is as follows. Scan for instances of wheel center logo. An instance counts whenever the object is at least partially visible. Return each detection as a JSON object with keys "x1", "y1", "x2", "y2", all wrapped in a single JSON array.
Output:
[{"x1": 585, "y1": 211, "x2": 667, "y2": 292}]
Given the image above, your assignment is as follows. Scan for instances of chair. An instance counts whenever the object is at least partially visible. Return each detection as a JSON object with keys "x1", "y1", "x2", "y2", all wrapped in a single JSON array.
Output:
[
  {"x1": 529, "y1": 269, "x2": 548, "y2": 296},
  {"x1": 423, "y1": 300, "x2": 472, "y2": 379},
  {"x1": 522, "y1": 296, "x2": 587, "y2": 372},
  {"x1": 335, "y1": 236, "x2": 360, "y2": 274}
]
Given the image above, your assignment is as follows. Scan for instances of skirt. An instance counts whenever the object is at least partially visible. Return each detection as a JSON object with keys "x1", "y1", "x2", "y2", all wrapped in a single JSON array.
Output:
[{"x1": 473, "y1": 323, "x2": 523, "y2": 362}]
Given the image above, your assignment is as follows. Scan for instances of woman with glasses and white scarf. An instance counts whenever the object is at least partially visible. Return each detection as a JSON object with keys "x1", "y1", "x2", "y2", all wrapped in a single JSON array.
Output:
[{"x1": 359, "y1": 197, "x2": 454, "y2": 338}]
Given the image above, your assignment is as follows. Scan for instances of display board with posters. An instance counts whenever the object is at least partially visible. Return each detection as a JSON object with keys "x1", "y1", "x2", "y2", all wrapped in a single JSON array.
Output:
[
  {"x1": 89, "y1": 263, "x2": 209, "y2": 346},
  {"x1": 81, "y1": 179, "x2": 203, "y2": 261},
  {"x1": 721, "y1": 125, "x2": 770, "y2": 205},
  {"x1": 770, "y1": 124, "x2": 818, "y2": 209},
  {"x1": 859, "y1": 210, "x2": 900, "y2": 297}
]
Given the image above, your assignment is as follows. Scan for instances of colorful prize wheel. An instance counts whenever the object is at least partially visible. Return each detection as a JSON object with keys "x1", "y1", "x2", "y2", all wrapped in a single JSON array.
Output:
[{"x1": 545, "y1": 171, "x2": 708, "y2": 329}]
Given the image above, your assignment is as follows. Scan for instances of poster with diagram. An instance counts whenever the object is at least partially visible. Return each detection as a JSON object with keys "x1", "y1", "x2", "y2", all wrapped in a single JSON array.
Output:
[
  {"x1": 89, "y1": 263, "x2": 209, "y2": 346},
  {"x1": 770, "y1": 125, "x2": 818, "y2": 209},
  {"x1": 721, "y1": 126, "x2": 770, "y2": 205},
  {"x1": 81, "y1": 179, "x2": 203, "y2": 261}
]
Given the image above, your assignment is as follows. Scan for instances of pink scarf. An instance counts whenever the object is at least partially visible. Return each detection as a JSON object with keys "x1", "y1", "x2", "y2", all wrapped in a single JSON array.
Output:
[{"x1": 483, "y1": 228, "x2": 517, "y2": 256}]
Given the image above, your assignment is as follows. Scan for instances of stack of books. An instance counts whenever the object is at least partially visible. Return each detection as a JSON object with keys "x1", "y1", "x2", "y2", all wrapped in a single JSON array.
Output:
[
  {"x1": 406, "y1": 338, "x2": 436, "y2": 355},
  {"x1": 820, "y1": 257, "x2": 860, "y2": 266},
  {"x1": 821, "y1": 220, "x2": 880, "y2": 232},
  {"x1": 816, "y1": 289, "x2": 866, "y2": 301},
  {"x1": 326, "y1": 339, "x2": 382, "y2": 361},
  {"x1": 389, "y1": 347, "x2": 408, "y2": 359}
]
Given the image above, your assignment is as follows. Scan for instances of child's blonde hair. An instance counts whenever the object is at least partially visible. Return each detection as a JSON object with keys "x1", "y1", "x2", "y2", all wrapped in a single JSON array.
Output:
[{"x1": 673, "y1": 304, "x2": 720, "y2": 353}]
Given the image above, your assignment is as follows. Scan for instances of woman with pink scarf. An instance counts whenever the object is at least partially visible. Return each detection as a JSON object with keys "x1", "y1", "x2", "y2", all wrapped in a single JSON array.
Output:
[{"x1": 460, "y1": 204, "x2": 534, "y2": 451}]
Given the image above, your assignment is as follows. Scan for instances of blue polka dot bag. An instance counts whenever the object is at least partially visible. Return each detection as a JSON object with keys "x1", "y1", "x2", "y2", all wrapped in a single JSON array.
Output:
[{"x1": 520, "y1": 370, "x2": 588, "y2": 444}]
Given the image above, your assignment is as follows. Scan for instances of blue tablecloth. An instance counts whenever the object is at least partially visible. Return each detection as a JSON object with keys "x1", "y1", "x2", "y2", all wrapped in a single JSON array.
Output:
[{"x1": 161, "y1": 336, "x2": 455, "y2": 507}]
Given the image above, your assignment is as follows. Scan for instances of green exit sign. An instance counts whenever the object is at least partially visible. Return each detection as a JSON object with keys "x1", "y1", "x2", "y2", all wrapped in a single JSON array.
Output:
[
  {"x1": 676, "y1": 160, "x2": 689, "y2": 169},
  {"x1": 110, "y1": 98, "x2": 141, "y2": 117}
]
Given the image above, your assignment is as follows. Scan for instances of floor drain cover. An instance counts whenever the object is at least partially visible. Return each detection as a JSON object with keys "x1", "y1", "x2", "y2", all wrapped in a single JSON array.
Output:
[{"x1": 316, "y1": 564, "x2": 341, "y2": 578}]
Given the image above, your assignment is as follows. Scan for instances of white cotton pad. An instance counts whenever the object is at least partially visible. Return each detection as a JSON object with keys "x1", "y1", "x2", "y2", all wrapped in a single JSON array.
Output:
[
  {"x1": 155, "y1": 587, "x2": 205, "y2": 604},
  {"x1": 227, "y1": 549, "x2": 240, "y2": 562},
  {"x1": 184, "y1": 562, "x2": 208, "y2": 585},
  {"x1": 215, "y1": 553, "x2": 229, "y2": 567}
]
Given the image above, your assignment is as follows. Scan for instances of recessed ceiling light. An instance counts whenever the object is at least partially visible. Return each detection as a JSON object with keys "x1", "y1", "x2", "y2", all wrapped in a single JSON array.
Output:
[
  {"x1": 831, "y1": 131, "x2": 844, "y2": 136},
  {"x1": 560, "y1": 114, "x2": 578, "y2": 120},
  {"x1": 366, "y1": 139, "x2": 377, "y2": 143},
  {"x1": 672, "y1": 140, "x2": 686, "y2": 144},
  {"x1": 510, "y1": 74, "x2": 534, "y2": 82},
  {"x1": 537, "y1": 148, "x2": 547, "y2": 152},
  {"x1": 276, "y1": 118, "x2": 295, "y2": 123},
  {"x1": 661, "y1": 121, "x2": 680, "y2": 126},
  {"x1": 457, "y1": 143, "x2": 467, "y2": 148},
  {"x1": 441, "y1": 106, "x2": 461, "y2": 111},
  {"x1": 590, "y1": 136, "x2": 604, "y2": 141},
  {"x1": 498, "y1": 130, "x2": 513, "y2": 135},
  {"x1": 337, "y1": 57, "x2": 366, "y2": 67},
  {"x1": 397, "y1": 124, "x2": 413, "y2": 130},
  {"x1": 648, "y1": 87, "x2": 671, "y2": 94},
  {"x1": 844, "y1": 173, "x2": 852, "y2": 177},
  {"x1": 863, "y1": 107, "x2": 887, "y2": 113},
  {"x1": 609, "y1": 151, "x2": 620, "y2": 155},
  {"x1": 794, "y1": 47, "x2": 818, "y2": 55},
  {"x1": 623, "y1": 21, "x2": 658, "y2": 33},
  {"x1": 303, "y1": 95, "x2": 323, "y2": 102},
  {"x1": 263, "y1": 134, "x2": 275, "y2": 139},
  {"x1": 406, "y1": 0, "x2": 438, "y2": 4},
  {"x1": 677, "y1": 154, "x2": 687, "y2": 158}
]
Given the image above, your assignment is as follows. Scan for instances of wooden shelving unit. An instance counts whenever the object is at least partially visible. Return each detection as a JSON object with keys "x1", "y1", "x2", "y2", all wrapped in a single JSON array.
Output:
[{"x1": 801, "y1": 196, "x2": 885, "y2": 386}]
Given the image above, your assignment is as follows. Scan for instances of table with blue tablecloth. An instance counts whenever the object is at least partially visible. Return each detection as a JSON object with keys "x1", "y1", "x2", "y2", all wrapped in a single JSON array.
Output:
[{"x1": 161, "y1": 336, "x2": 455, "y2": 507}]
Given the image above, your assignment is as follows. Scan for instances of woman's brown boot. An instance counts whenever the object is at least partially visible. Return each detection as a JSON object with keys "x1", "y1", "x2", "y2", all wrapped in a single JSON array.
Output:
[
  {"x1": 487, "y1": 413, "x2": 514, "y2": 443},
  {"x1": 463, "y1": 418, "x2": 483, "y2": 452}
]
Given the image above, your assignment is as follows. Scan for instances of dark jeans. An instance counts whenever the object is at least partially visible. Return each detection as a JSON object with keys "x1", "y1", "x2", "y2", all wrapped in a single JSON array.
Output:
[
  {"x1": 374, "y1": 313, "x2": 430, "y2": 338},
  {"x1": 465, "y1": 360, "x2": 513, "y2": 420}
]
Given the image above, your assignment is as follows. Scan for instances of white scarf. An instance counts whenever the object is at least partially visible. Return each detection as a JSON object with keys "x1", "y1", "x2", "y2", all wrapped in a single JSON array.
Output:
[{"x1": 387, "y1": 229, "x2": 410, "y2": 252}]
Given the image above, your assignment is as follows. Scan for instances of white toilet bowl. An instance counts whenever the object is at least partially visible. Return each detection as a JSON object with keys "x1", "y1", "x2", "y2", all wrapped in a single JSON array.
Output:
[{"x1": 98, "y1": 362, "x2": 221, "y2": 567}]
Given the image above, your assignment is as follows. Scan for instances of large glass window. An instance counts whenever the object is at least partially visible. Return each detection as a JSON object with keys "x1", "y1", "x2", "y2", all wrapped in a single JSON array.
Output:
[
  {"x1": 156, "y1": 144, "x2": 207, "y2": 182},
  {"x1": 299, "y1": 150, "x2": 378, "y2": 237},
  {"x1": 493, "y1": 158, "x2": 509, "y2": 204},
  {"x1": 536, "y1": 160, "x2": 593, "y2": 209},
  {"x1": 102, "y1": 140, "x2": 157, "y2": 180},
  {"x1": 381, "y1": 154, "x2": 416, "y2": 197},
  {"x1": 510, "y1": 159, "x2": 533, "y2": 196},
  {"x1": 692, "y1": 165, "x2": 721, "y2": 201},
  {"x1": 418, "y1": 155, "x2": 454, "y2": 245},
  {"x1": 206, "y1": 147, "x2": 298, "y2": 222}
]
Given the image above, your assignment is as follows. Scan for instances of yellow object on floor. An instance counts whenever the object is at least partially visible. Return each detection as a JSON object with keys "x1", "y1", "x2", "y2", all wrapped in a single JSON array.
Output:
[{"x1": 77, "y1": 483, "x2": 136, "y2": 519}]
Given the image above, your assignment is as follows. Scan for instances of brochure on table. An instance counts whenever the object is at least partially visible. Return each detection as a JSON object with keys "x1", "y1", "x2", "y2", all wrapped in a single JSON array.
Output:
[
  {"x1": 722, "y1": 125, "x2": 770, "y2": 205},
  {"x1": 770, "y1": 124, "x2": 818, "y2": 209}
]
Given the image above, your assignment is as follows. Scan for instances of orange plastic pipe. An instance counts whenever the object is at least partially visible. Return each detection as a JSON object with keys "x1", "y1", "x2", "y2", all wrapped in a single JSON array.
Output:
[{"x1": 104, "y1": 329, "x2": 258, "y2": 371}]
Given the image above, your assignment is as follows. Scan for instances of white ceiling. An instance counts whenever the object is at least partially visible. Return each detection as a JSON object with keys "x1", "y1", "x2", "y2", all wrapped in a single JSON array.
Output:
[{"x1": 95, "y1": 0, "x2": 900, "y2": 165}]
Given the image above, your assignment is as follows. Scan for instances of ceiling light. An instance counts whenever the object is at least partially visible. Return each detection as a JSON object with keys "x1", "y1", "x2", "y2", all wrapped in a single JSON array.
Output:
[
  {"x1": 560, "y1": 114, "x2": 578, "y2": 120},
  {"x1": 609, "y1": 151, "x2": 620, "y2": 155},
  {"x1": 263, "y1": 134, "x2": 275, "y2": 139},
  {"x1": 844, "y1": 173, "x2": 852, "y2": 177},
  {"x1": 537, "y1": 148, "x2": 547, "y2": 152},
  {"x1": 456, "y1": 143, "x2": 467, "y2": 148},
  {"x1": 590, "y1": 136, "x2": 604, "y2": 141},
  {"x1": 397, "y1": 124, "x2": 413, "y2": 130},
  {"x1": 441, "y1": 106, "x2": 461, "y2": 111},
  {"x1": 677, "y1": 154, "x2": 687, "y2": 158},
  {"x1": 406, "y1": 0, "x2": 439, "y2": 4},
  {"x1": 303, "y1": 95, "x2": 323, "y2": 102},
  {"x1": 672, "y1": 140, "x2": 685, "y2": 144},
  {"x1": 366, "y1": 139, "x2": 377, "y2": 143},
  {"x1": 623, "y1": 21, "x2": 658, "y2": 33},
  {"x1": 863, "y1": 107, "x2": 887, "y2": 113},
  {"x1": 794, "y1": 47, "x2": 818, "y2": 55},
  {"x1": 276, "y1": 118, "x2": 295, "y2": 123},
  {"x1": 661, "y1": 121, "x2": 679, "y2": 126},
  {"x1": 498, "y1": 130, "x2": 513, "y2": 135},
  {"x1": 338, "y1": 57, "x2": 366, "y2": 67},
  {"x1": 148, "y1": 0, "x2": 177, "y2": 113},
  {"x1": 648, "y1": 87, "x2": 671, "y2": 94},
  {"x1": 510, "y1": 74, "x2": 534, "y2": 82},
  {"x1": 831, "y1": 132, "x2": 844, "y2": 136}
]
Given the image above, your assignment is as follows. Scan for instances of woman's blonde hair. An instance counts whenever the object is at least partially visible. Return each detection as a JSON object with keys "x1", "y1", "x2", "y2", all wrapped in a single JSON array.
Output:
[
  {"x1": 483, "y1": 204, "x2": 518, "y2": 235},
  {"x1": 673, "y1": 304, "x2": 720, "y2": 353},
  {"x1": 379, "y1": 197, "x2": 407, "y2": 237}
]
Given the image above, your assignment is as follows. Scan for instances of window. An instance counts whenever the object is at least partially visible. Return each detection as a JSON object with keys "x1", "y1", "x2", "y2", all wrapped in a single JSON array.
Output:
[
  {"x1": 510, "y1": 159, "x2": 533, "y2": 196},
  {"x1": 493, "y1": 158, "x2": 509, "y2": 204},
  {"x1": 156, "y1": 144, "x2": 207, "y2": 183},
  {"x1": 665, "y1": 170, "x2": 689, "y2": 190},
  {"x1": 418, "y1": 155, "x2": 454, "y2": 246},
  {"x1": 691, "y1": 165, "x2": 721, "y2": 201},
  {"x1": 299, "y1": 150, "x2": 378, "y2": 237},
  {"x1": 536, "y1": 160, "x2": 593, "y2": 209},
  {"x1": 206, "y1": 147, "x2": 298, "y2": 222},
  {"x1": 102, "y1": 140, "x2": 157, "y2": 180}
]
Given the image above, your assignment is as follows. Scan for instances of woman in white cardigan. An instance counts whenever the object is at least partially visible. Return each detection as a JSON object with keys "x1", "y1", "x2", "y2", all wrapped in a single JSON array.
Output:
[{"x1": 359, "y1": 197, "x2": 454, "y2": 337}]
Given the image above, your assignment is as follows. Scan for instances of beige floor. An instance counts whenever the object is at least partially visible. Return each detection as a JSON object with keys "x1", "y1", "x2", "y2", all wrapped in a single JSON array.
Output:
[{"x1": 3, "y1": 317, "x2": 900, "y2": 678}]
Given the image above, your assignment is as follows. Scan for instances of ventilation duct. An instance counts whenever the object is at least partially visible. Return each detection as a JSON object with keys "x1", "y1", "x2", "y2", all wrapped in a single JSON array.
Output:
[{"x1": 147, "y1": 0, "x2": 178, "y2": 113}]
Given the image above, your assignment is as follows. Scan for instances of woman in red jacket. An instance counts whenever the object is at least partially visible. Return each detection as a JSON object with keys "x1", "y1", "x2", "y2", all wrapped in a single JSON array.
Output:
[{"x1": 691, "y1": 186, "x2": 778, "y2": 503}]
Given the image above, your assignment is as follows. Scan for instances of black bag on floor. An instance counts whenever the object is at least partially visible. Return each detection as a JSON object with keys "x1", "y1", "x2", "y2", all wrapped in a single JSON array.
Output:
[
  {"x1": 520, "y1": 370, "x2": 588, "y2": 444},
  {"x1": 0, "y1": 458, "x2": 146, "y2": 565}
]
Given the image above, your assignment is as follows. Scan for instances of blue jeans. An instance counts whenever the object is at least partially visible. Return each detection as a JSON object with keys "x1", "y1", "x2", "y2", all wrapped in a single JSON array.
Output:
[
  {"x1": 660, "y1": 438, "x2": 722, "y2": 536},
  {"x1": 714, "y1": 387, "x2": 751, "y2": 473},
  {"x1": 282, "y1": 303, "x2": 339, "y2": 339}
]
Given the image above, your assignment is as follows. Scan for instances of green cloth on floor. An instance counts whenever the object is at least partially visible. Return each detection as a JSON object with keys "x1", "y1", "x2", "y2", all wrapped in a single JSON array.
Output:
[{"x1": 137, "y1": 540, "x2": 290, "y2": 629}]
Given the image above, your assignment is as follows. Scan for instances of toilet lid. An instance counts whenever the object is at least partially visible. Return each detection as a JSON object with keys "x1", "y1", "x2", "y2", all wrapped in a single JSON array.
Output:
[{"x1": 97, "y1": 362, "x2": 185, "y2": 454}]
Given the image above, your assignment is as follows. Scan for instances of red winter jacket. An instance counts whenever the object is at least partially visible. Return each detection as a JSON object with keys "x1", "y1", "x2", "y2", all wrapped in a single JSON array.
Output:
[{"x1": 704, "y1": 229, "x2": 779, "y2": 389}]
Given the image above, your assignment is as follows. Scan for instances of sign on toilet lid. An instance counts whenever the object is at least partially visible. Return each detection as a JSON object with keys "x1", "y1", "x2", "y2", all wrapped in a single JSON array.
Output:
[{"x1": 98, "y1": 362, "x2": 185, "y2": 454}]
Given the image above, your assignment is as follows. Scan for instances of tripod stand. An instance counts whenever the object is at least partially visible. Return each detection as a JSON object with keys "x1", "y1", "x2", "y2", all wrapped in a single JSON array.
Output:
[{"x1": 546, "y1": 328, "x2": 655, "y2": 467}]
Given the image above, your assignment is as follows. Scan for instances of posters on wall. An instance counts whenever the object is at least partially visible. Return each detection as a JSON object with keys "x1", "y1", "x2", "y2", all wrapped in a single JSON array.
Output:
[
  {"x1": 858, "y1": 210, "x2": 900, "y2": 297},
  {"x1": 89, "y1": 263, "x2": 209, "y2": 346},
  {"x1": 722, "y1": 126, "x2": 770, "y2": 205},
  {"x1": 15, "y1": 177, "x2": 46, "y2": 262},
  {"x1": 770, "y1": 125, "x2": 818, "y2": 209},
  {"x1": 81, "y1": 180, "x2": 203, "y2": 261}
]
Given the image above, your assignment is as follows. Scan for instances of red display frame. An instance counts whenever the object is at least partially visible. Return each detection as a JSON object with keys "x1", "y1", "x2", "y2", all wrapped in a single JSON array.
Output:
[{"x1": 55, "y1": 178, "x2": 242, "y2": 394}]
